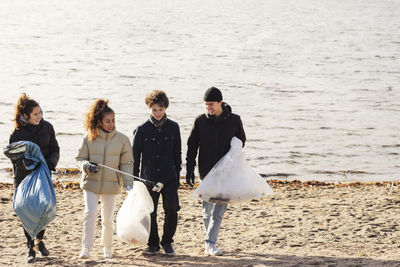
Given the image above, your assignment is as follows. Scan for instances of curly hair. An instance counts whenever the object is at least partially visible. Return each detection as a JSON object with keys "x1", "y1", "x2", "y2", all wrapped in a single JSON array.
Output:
[
  {"x1": 13, "y1": 93, "x2": 40, "y2": 130},
  {"x1": 84, "y1": 99, "x2": 114, "y2": 141},
  {"x1": 145, "y1": 90, "x2": 169, "y2": 108}
]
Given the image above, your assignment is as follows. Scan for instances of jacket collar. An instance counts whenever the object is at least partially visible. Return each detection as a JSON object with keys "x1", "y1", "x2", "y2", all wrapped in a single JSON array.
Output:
[
  {"x1": 99, "y1": 128, "x2": 116, "y2": 141},
  {"x1": 205, "y1": 102, "x2": 232, "y2": 122},
  {"x1": 19, "y1": 118, "x2": 44, "y2": 131},
  {"x1": 149, "y1": 114, "x2": 167, "y2": 130}
]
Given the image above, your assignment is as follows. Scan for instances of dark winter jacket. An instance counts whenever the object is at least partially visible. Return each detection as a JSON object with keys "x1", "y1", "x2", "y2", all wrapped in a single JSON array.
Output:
[
  {"x1": 132, "y1": 118, "x2": 182, "y2": 185},
  {"x1": 9, "y1": 119, "x2": 60, "y2": 187},
  {"x1": 186, "y1": 102, "x2": 246, "y2": 179}
]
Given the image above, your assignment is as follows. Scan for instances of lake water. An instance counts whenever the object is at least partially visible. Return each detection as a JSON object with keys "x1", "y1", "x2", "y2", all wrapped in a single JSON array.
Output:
[{"x1": 0, "y1": 0, "x2": 399, "y2": 182}]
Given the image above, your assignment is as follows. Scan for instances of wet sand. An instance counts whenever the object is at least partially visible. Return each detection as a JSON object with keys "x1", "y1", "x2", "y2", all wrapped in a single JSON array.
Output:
[{"x1": 1, "y1": 180, "x2": 400, "y2": 266}]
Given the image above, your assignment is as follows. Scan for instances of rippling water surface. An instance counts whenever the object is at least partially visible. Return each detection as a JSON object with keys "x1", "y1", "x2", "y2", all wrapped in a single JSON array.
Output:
[{"x1": 0, "y1": 0, "x2": 399, "y2": 182}]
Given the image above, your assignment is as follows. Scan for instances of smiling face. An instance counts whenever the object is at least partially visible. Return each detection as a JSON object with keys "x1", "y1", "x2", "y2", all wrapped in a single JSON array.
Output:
[
  {"x1": 205, "y1": 101, "x2": 223, "y2": 116},
  {"x1": 24, "y1": 105, "x2": 42, "y2": 125},
  {"x1": 150, "y1": 103, "x2": 166, "y2": 120},
  {"x1": 100, "y1": 112, "x2": 115, "y2": 132}
]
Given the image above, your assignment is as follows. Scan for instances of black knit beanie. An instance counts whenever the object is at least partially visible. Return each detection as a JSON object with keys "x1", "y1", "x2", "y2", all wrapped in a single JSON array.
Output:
[{"x1": 203, "y1": 87, "x2": 223, "y2": 102}]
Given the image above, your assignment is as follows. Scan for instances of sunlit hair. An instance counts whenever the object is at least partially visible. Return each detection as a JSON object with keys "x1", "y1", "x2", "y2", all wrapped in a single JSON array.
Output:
[
  {"x1": 13, "y1": 93, "x2": 40, "y2": 130},
  {"x1": 145, "y1": 90, "x2": 169, "y2": 108},
  {"x1": 84, "y1": 99, "x2": 114, "y2": 141}
]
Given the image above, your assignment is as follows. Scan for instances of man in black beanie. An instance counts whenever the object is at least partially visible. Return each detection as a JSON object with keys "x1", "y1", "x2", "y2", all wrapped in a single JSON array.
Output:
[{"x1": 186, "y1": 86, "x2": 246, "y2": 256}]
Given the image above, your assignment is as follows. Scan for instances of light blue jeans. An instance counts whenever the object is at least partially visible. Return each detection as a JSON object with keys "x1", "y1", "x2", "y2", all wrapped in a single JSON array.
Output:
[{"x1": 202, "y1": 201, "x2": 228, "y2": 244}]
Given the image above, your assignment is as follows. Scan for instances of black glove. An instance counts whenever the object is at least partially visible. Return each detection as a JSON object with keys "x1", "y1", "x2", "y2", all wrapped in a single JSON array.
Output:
[
  {"x1": 186, "y1": 172, "x2": 195, "y2": 187},
  {"x1": 86, "y1": 162, "x2": 98, "y2": 173},
  {"x1": 22, "y1": 158, "x2": 40, "y2": 170},
  {"x1": 33, "y1": 161, "x2": 41, "y2": 170},
  {"x1": 4, "y1": 142, "x2": 27, "y2": 160}
]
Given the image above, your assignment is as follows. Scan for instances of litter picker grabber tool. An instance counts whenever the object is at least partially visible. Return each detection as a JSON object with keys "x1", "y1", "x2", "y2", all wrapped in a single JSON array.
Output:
[{"x1": 90, "y1": 162, "x2": 164, "y2": 193}]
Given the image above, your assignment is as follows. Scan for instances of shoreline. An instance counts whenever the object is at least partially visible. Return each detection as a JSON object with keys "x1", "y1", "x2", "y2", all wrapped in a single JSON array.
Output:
[
  {"x1": 1, "y1": 165, "x2": 399, "y2": 185},
  {"x1": 1, "y1": 179, "x2": 400, "y2": 191},
  {"x1": 1, "y1": 168, "x2": 399, "y2": 184}
]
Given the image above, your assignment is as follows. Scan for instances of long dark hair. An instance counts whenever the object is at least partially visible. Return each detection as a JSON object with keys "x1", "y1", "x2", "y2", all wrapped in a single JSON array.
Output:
[
  {"x1": 84, "y1": 99, "x2": 114, "y2": 141},
  {"x1": 13, "y1": 93, "x2": 40, "y2": 130}
]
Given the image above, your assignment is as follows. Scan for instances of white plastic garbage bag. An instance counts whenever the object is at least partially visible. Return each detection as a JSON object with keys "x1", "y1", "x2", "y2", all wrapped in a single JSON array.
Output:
[
  {"x1": 117, "y1": 181, "x2": 154, "y2": 244},
  {"x1": 192, "y1": 137, "x2": 274, "y2": 204}
]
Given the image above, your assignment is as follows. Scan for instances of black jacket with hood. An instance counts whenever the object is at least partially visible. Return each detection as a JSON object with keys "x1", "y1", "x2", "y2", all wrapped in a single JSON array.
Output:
[
  {"x1": 186, "y1": 102, "x2": 246, "y2": 179},
  {"x1": 9, "y1": 119, "x2": 60, "y2": 187}
]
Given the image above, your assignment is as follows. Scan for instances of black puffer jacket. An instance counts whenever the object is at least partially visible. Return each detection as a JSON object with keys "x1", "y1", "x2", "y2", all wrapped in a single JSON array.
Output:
[
  {"x1": 186, "y1": 102, "x2": 246, "y2": 179},
  {"x1": 132, "y1": 118, "x2": 182, "y2": 185},
  {"x1": 9, "y1": 119, "x2": 60, "y2": 187}
]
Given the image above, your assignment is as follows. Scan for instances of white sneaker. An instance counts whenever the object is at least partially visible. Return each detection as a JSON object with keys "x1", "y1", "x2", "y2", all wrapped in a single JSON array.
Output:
[
  {"x1": 204, "y1": 242, "x2": 209, "y2": 255},
  {"x1": 79, "y1": 247, "x2": 90, "y2": 259},
  {"x1": 205, "y1": 242, "x2": 223, "y2": 256},
  {"x1": 103, "y1": 247, "x2": 112, "y2": 259}
]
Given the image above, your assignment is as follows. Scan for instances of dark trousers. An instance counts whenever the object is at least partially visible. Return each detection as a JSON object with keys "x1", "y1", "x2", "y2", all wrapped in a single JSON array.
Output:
[
  {"x1": 24, "y1": 228, "x2": 45, "y2": 248},
  {"x1": 147, "y1": 181, "x2": 179, "y2": 247}
]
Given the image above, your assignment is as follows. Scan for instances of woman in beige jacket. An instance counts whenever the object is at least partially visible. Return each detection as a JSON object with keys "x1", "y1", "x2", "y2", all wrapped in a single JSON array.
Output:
[{"x1": 76, "y1": 99, "x2": 133, "y2": 259}]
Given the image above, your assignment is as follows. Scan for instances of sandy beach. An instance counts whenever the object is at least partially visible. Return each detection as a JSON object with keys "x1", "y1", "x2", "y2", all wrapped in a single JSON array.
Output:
[{"x1": 1, "y1": 180, "x2": 400, "y2": 266}]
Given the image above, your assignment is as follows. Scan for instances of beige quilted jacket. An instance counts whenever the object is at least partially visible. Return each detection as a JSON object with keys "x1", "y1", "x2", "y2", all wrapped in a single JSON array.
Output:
[{"x1": 75, "y1": 128, "x2": 133, "y2": 194}]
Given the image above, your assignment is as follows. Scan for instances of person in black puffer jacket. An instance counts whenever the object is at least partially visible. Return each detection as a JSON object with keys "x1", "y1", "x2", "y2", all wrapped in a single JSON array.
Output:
[
  {"x1": 9, "y1": 93, "x2": 60, "y2": 263},
  {"x1": 132, "y1": 90, "x2": 181, "y2": 256},
  {"x1": 185, "y1": 87, "x2": 246, "y2": 256}
]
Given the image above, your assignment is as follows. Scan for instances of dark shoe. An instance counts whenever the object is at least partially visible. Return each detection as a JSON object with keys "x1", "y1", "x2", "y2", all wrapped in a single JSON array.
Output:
[
  {"x1": 27, "y1": 248, "x2": 36, "y2": 263},
  {"x1": 38, "y1": 241, "x2": 49, "y2": 256},
  {"x1": 162, "y1": 243, "x2": 175, "y2": 256},
  {"x1": 143, "y1": 245, "x2": 160, "y2": 255}
]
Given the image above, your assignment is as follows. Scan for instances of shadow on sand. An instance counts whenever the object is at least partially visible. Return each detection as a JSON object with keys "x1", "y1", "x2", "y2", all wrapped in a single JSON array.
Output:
[{"x1": 35, "y1": 251, "x2": 400, "y2": 267}]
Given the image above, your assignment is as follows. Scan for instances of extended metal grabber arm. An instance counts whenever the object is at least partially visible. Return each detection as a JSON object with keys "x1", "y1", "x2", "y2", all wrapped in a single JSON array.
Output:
[{"x1": 89, "y1": 161, "x2": 164, "y2": 193}]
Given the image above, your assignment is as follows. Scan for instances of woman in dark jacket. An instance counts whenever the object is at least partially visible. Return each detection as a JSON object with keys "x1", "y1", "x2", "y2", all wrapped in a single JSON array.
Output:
[
  {"x1": 9, "y1": 93, "x2": 60, "y2": 263},
  {"x1": 132, "y1": 90, "x2": 181, "y2": 256}
]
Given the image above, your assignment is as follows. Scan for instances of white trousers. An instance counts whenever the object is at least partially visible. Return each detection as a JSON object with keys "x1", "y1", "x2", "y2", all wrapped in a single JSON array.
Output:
[{"x1": 82, "y1": 190, "x2": 118, "y2": 249}]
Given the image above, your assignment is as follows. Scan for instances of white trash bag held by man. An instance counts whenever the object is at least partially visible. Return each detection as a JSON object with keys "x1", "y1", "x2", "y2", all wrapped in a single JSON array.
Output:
[{"x1": 192, "y1": 137, "x2": 274, "y2": 204}]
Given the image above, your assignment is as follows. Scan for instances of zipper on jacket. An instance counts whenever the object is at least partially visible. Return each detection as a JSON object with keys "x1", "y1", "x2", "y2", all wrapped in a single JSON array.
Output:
[
  {"x1": 100, "y1": 140, "x2": 106, "y2": 194},
  {"x1": 215, "y1": 123, "x2": 219, "y2": 164}
]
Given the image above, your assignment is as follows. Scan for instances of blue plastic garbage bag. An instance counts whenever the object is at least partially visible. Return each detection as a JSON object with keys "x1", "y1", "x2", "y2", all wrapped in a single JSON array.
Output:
[{"x1": 4, "y1": 141, "x2": 57, "y2": 238}]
